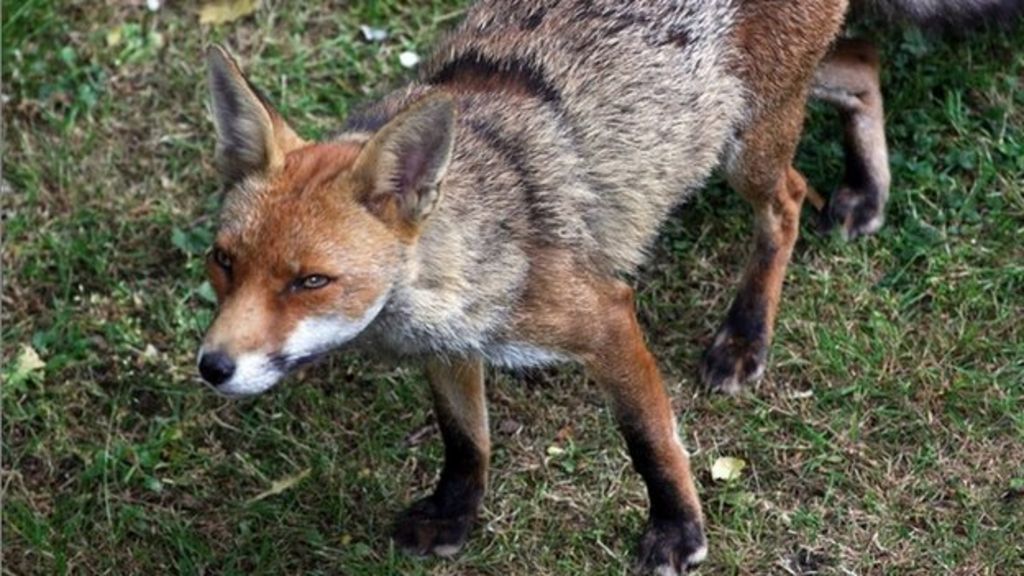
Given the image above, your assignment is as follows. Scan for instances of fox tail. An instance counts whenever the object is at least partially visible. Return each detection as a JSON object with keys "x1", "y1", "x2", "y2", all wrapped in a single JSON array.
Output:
[{"x1": 858, "y1": 0, "x2": 1024, "y2": 29}]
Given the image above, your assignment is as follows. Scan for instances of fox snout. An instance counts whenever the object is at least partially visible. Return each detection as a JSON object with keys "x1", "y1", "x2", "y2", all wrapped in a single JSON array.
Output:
[
  {"x1": 198, "y1": 350, "x2": 235, "y2": 386},
  {"x1": 197, "y1": 293, "x2": 391, "y2": 397},
  {"x1": 195, "y1": 345, "x2": 285, "y2": 398}
]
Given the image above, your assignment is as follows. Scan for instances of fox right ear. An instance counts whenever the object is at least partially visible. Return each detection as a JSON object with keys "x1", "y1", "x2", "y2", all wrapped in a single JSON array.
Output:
[
  {"x1": 206, "y1": 45, "x2": 304, "y2": 182},
  {"x1": 350, "y1": 93, "x2": 456, "y2": 229}
]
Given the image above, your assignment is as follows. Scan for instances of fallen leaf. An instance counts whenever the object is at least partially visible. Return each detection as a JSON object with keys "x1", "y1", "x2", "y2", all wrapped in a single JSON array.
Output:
[
  {"x1": 359, "y1": 25, "x2": 388, "y2": 43},
  {"x1": 142, "y1": 344, "x2": 160, "y2": 360},
  {"x1": 248, "y1": 468, "x2": 311, "y2": 503},
  {"x1": 6, "y1": 345, "x2": 45, "y2": 386},
  {"x1": 711, "y1": 456, "x2": 746, "y2": 482},
  {"x1": 199, "y1": 0, "x2": 260, "y2": 25},
  {"x1": 147, "y1": 31, "x2": 165, "y2": 50},
  {"x1": 399, "y1": 50, "x2": 420, "y2": 68},
  {"x1": 106, "y1": 26, "x2": 123, "y2": 47}
]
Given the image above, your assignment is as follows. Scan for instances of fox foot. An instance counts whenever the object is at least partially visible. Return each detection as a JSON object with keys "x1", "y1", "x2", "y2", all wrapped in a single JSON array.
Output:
[
  {"x1": 819, "y1": 185, "x2": 885, "y2": 240},
  {"x1": 393, "y1": 496, "x2": 478, "y2": 558},
  {"x1": 636, "y1": 518, "x2": 707, "y2": 575},
  {"x1": 700, "y1": 324, "x2": 768, "y2": 395}
]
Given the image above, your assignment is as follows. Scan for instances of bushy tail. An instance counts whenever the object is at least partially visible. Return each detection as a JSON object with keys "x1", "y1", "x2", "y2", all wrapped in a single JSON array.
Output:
[{"x1": 854, "y1": 0, "x2": 1024, "y2": 29}]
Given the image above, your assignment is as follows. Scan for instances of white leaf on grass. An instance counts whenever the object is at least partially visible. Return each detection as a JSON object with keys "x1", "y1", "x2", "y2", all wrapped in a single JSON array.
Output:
[
  {"x1": 142, "y1": 344, "x2": 160, "y2": 360},
  {"x1": 199, "y1": 0, "x2": 260, "y2": 25},
  {"x1": 711, "y1": 456, "x2": 746, "y2": 482},
  {"x1": 359, "y1": 25, "x2": 388, "y2": 43},
  {"x1": 248, "y1": 468, "x2": 311, "y2": 503},
  {"x1": 399, "y1": 51, "x2": 420, "y2": 68}
]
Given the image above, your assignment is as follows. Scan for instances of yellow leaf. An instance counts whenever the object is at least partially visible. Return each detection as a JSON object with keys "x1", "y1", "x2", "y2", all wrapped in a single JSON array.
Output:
[
  {"x1": 711, "y1": 456, "x2": 746, "y2": 482},
  {"x1": 199, "y1": 0, "x2": 260, "y2": 25},
  {"x1": 248, "y1": 468, "x2": 310, "y2": 503},
  {"x1": 6, "y1": 345, "x2": 45, "y2": 386},
  {"x1": 106, "y1": 26, "x2": 123, "y2": 47}
]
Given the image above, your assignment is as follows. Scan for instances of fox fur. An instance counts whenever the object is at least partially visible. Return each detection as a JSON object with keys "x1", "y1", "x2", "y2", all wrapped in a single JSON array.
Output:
[{"x1": 197, "y1": 0, "x2": 1020, "y2": 573}]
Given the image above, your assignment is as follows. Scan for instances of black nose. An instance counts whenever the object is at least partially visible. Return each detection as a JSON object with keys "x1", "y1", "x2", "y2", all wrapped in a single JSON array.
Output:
[{"x1": 199, "y1": 351, "x2": 235, "y2": 386}]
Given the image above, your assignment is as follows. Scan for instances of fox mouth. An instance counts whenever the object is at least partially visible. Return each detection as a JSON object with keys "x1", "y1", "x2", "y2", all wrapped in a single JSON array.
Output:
[
  {"x1": 271, "y1": 351, "x2": 329, "y2": 373},
  {"x1": 200, "y1": 299, "x2": 389, "y2": 398}
]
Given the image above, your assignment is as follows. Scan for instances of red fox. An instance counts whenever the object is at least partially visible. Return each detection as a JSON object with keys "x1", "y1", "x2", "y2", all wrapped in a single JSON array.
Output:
[{"x1": 196, "y1": 0, "x2": 1022, "y2": 572}]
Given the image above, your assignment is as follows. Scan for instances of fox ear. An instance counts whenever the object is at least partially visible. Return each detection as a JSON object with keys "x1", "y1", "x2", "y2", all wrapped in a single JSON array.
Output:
[
  {"x1": 206, "y1": 45, "x2": 304, "y2": 182},
  {"x1": 351, "y1": 93, "x2": 456, "y2": 227}
]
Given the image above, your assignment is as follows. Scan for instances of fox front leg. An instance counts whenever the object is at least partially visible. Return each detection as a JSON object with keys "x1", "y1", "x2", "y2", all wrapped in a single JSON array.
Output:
[
  {"x1": 393, "y1": 357, "x2": 490, "y2": 557},
  {"x1": 582, "y1": 284, "x2": 707, "y2": 575}
]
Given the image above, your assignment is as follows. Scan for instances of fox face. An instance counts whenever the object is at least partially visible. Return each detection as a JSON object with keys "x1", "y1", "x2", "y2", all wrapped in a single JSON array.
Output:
[{"x1": 197, "y1": 46, "x2": 455, "y2": 397}]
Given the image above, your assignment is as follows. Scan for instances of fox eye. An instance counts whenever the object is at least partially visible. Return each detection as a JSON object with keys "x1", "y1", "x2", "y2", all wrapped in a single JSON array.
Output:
[
  {"x1": 297, "y1": 274, "x2": 331, "y2": 290},
  {"x1": 212, "y1": 248, "x2": 232, "y2": 270}
]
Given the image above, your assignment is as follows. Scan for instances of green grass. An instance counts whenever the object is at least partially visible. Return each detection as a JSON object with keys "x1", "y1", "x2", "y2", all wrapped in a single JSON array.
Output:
[{"x1": 3, "y1": 2, "x2": 1023, "y2": 574}]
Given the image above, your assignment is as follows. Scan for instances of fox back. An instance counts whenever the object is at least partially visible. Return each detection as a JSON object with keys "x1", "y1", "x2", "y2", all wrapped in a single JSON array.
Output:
[{"x1": 384, "y1": 0, "x2": 746, "y2": 274}]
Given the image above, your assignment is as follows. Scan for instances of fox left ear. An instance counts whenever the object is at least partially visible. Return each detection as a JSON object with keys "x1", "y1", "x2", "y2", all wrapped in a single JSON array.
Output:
[
  {"x1": 206, "y1": 44, "x2": 305, "y2": 182},
  {"x1": 351, "y1": 92, "x2": 456, "y2": 227}
]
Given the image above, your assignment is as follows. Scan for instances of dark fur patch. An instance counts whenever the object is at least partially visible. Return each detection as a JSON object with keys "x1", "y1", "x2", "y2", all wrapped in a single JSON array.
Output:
[
  {"x1": 430, "y1": 51, "x2": 563, "y2": 106},
  {"x1": 522, "y1": 6, "x2": 547, "y2": 30},
  {"x1": 855, "y1": 0, "x2": 1024, "y2": 33},
  {"x1": 466, "y1": 119, "x2": 566, "y2": 240},
  {"x1": 394, "y1": 396, "x2": 486, "y2": 556},
  {"x1": 341, "y1": 107, "x2": 392, "y2": 134},
  {"x1": 818, "y1": 114, "x2": 886, "y2": 235},
  {"x1": 702, "y1": 283, "x2": 771, "y2": 390},
  {"x1": 725, "y1": 281, "x2": 769, "y2": 345},
  {"x1": 576, "y1": 4, "x2": 691, "y2": 48},
  {"x1": 839, "y1": 112, "x2": 880, "y2": 195},
  {"x1": 637, "y1": 517, "x2": 706, "y2": 573},
  {"x1": 432, "y1": 409, "x2": 486, "y2": 513},
  {"x1": 576, "y1": 4, "x2": 654, "y2": 37},
  {"x1": 618, "y1": 419, "x2": 690, "y2": 522}
]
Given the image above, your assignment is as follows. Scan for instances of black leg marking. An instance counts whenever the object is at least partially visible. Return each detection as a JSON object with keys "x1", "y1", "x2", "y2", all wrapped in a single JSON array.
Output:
[
  {"x1": 393, "y1": 414, "x2": 485, "y2": 557},
  {"x1": 701, "y1": 272, "x2": 771, "y2": 395},
  {"x1": 394, "y1": 361, "x2": 488, "y2": 558},
  {"x1": 619, "y1": 420, "x2": 706, "y2": 575}
]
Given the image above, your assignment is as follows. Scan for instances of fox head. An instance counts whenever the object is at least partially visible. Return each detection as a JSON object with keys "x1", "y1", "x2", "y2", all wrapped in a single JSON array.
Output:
[{"x1": 197, "y1": 45, "x2": 456, "y2": 397}]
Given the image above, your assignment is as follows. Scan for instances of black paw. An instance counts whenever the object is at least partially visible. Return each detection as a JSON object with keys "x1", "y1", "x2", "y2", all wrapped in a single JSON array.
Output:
[
  {"x1": 393, "y1": 496, "x2": 477, "y2": 558},
  {"x1": 636, "y1": 518, "x2": 707, "y2": 575},
  {"x1": 700, "y1": 325, "x2": 767, "y2": 395},
  {"x1": 819, "y1": 185, "x2": 884, "y2": 240}
]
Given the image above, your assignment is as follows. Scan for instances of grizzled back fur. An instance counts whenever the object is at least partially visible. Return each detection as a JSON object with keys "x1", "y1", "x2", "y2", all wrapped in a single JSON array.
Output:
[{"x1": 347, "y1": 0, "x2": 746, "y2": 276}]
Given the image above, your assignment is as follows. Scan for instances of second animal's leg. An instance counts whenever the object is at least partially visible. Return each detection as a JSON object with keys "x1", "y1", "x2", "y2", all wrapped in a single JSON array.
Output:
[
  {"x1": 702, "y1": 97, "x2": 811, "y2": 394},
  {"x1": 393, "y1": 357, "x2": 489, "y2": 557},
  {"x1": 812, "y1": 38, "x2": 891, "y2": 239}
]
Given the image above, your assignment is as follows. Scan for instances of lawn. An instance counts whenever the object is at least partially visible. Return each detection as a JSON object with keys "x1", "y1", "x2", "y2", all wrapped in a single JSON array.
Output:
[{"x1": 2, "y1": 1, "x2": 1022, "y2": 574}]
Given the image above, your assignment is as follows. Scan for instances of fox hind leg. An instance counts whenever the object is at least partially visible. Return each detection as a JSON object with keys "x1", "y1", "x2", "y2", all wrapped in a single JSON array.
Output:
[
  {"x1": 394, "y1": 356, "x2": 489, "y2": 557},
  {"x1": 811, "y1": 38, "x2": 891, "y2": 239}
]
